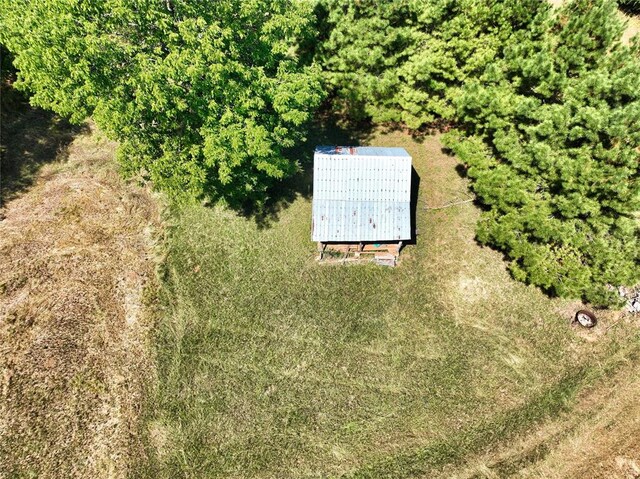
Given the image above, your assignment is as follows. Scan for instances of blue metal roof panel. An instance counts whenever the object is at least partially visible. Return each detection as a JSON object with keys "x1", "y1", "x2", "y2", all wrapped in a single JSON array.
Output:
[
  {"x1": 312, "y1": 200, "x2": 411, "y2": 242},
  {"x1": 311, "y1": 147, "x2": 412, "y2": 242},
  {"x1": 315, "y1": 146, "x2": 411, "y2": 157}
]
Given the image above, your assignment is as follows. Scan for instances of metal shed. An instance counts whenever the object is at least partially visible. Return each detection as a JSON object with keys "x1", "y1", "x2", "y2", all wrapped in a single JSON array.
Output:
[{"x1": 312, "y1": 146, "x2": 412, "y2": 264}]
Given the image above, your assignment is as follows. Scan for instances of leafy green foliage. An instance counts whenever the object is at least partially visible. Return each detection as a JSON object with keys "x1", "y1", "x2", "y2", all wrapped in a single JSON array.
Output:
[
  {"x1": 0, "y1": 0, "x2": 323, "y2": 205},
  {"x1": 315, "y1": 0, "x2": 547, "y2": 128},
  {"x1": 445, "y1": 0, "x2": 640, "y2": 305}
]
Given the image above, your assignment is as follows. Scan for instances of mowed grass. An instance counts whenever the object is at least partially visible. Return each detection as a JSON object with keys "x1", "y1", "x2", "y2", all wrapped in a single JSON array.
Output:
[{"x1": 147, "y1": 128, "x2": 627, "y2": 478}]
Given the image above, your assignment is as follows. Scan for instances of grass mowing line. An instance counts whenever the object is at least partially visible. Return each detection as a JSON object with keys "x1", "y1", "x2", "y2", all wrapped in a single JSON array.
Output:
[
  {"x1": 437, "y1": 337, "x2": 640, "y2": 478},
  {"x1": 342, "y1": 369, "x2": 587, "y2": 479},
  {"x1": 147, "y1": 129, "x2": 629, "y2": 478},
  {"x1": 158, "y1": 317, "x2": 471, "y2": 394}
]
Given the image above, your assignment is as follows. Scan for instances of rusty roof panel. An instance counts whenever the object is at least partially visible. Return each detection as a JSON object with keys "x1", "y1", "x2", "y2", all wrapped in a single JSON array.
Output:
[{"x1": 312, "y1": 147, "x2": 412, "y2": 242}]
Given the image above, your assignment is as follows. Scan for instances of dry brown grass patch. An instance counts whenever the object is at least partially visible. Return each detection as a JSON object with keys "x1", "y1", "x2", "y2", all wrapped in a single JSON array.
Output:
[{"x1": 0, "y1": 121, "x2": 161, "y2": 478}]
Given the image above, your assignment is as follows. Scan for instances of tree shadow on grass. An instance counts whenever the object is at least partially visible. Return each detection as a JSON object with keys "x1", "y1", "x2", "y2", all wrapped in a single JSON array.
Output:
[
  {"x1": 441, "y1": 144, "x2": 494, "y2": 215},
  {"x1": 619, "y1": 4, "x2": 640, "y2": 15},
  {"x1": 242, "y1": 111, "x2": 375, "y2": 229},
  {"x1": 375, "y1": 119, "x2": 454, "y2": 145},
  {"x1": 1, "y1": 95, "x2": 88, "y2": 208}
]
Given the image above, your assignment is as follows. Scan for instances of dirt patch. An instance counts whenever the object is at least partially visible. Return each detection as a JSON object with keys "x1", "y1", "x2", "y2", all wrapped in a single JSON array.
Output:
[
  {"x1": 621, "y1": 12, "x2": 640, "y2": 45},
  {"x1": 0, "y1": 122, "x2": 161, "y2": 478}
]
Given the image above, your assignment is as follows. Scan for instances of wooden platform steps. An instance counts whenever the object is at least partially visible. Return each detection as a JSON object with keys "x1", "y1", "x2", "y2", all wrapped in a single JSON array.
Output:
[{"x1": 316, "y1": 242, "x2": 402, "y2": 266}]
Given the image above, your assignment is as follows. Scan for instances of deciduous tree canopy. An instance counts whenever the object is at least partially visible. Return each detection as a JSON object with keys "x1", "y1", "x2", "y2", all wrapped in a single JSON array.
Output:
[{"x1": 0, "y1": 0, "x2": 323, "y2": 205}]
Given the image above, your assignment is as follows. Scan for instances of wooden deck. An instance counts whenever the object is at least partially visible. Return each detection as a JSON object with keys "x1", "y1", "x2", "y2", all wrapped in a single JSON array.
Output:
[{"x1": 316, "y1": 242, "x2": 403, "y2": 266}]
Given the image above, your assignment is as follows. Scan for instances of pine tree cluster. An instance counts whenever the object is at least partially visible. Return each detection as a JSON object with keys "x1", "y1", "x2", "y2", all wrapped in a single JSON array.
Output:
[
  {"x1": 316, "y1": 0, "x2": 545, "y2": 128},
  {"x1": 319, "y1": 0, "x2": 640, "y2": 305},
  {"x1": 447, "y1": 0, "x2": 640, "y2": 305}
]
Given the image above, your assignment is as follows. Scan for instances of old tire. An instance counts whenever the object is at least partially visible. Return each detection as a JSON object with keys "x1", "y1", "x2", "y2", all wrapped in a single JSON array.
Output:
[{"x1": 575, "y1": 309, "x2": 597, "y2": 328}]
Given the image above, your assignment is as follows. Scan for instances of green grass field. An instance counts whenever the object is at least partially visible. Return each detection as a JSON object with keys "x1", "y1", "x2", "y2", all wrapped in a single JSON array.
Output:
[{"x1": 146, "y1": 127, "x2": 634, "y2": 478}]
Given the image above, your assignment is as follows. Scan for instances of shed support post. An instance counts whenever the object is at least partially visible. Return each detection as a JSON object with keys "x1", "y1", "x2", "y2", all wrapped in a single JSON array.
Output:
[{"x1": 317, "y1": 242, "x2": 326, "y2": 260}]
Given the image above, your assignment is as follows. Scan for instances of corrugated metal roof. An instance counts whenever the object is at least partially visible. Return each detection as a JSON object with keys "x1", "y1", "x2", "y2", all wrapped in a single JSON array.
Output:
[
  {"x1": 315, "y1": 146, "x2": 411, "y2": 157},
  {"x1": 312, "y1": 147, "x2": 412, "y2": 242}
]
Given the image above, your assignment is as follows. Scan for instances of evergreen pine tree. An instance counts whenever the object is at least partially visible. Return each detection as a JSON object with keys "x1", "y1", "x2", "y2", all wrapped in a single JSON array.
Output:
[
  {"x1": 445, "y1": 0, "x2": 640, "y2": 305},
  {"x1": 316, "y1": 0, "x2": 546, "y2": 128}
]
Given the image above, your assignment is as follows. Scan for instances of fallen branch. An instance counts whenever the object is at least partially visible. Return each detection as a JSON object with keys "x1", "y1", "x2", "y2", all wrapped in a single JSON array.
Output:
[{"x1": 425, "y1": 199, "x2": 474, "y2": 210}]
